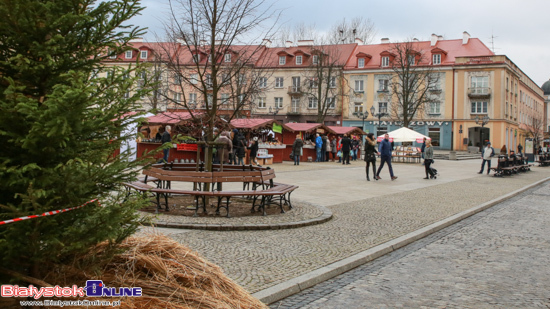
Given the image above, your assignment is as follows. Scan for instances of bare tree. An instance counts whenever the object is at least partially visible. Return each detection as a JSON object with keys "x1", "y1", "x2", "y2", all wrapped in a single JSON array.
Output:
[
  {"x1": 526, "y1": 115, "x2": 545, "y2": 149},
  {"x1": 328, "y1": 17, "x2": 376, "y2": 44},
  {"x1": 387, "y1": 40, "x2": 440, "y2": 127},
  {"x1": 157, "y1": 0, "x2": 279, "y2": 165},
  {"x1": 137, "y1": 51, "x2": 171, "y2": 112},
  {"x1": 298, "y1": 42, "x2": 351, "y2": 123}
]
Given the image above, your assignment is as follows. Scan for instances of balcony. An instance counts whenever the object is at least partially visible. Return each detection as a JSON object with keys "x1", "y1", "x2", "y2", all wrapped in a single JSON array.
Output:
[
  {"x1": 468, "y1": 87, "x2": 491, "y2": 99},
  {"x1": 287, "y1": 86, "x2": 303, "y2": 96}
]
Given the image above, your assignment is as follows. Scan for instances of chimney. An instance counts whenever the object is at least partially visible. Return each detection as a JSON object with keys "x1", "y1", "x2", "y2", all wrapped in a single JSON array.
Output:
[
  {"x1": 438, "y1": 35, "x2": 444, "y2": 41},
  {"x1": 285, "y1": 41, "x2": 293, "y2": 48},
  {"x1": 199, "y1": 40, "x2": 207, "y2": 46},
  {"x1": 261, "y1": 39, "x2": 272, "y2": 47},
  {"x1": 297, "y1": 40, "x2": 314, "y2": 46},
  {"x1": 355, "y1": 38, "x2": 364, "y2": 45},
  {"x1": 430, "y1": 34, "x2": 438, "y2": 46},
  {"x1": 462, "y1": 31, "x2": 470, "y2": 45},
  {"x1": 413, "y1": 38, "x2": 419, "y2": 42},
  {"x1": 381, "y1": 38, "x2": 390, "y2": 44}
]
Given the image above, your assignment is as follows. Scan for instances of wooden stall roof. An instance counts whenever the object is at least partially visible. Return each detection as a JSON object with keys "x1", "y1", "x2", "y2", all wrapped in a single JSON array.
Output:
[
  {"x1": 230, "y1": 118, "x2": 285, "y2": 130},
  {"x1": 146, "y1": 112, "x2": 195, "y2": 125},
  {"x1": 283, "y1": 123, "x2": 329, "y2": 133},
  {"x1": 326, "y1": 126, "x2": 367, "y2": 135}
]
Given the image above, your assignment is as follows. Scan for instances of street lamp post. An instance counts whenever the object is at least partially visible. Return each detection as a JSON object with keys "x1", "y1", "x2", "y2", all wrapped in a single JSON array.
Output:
[
  {"x1": 352, "y1": 110, "x2": 369, "y2": 132},
  {"x1": 268, "y1": 106, "x2": 280, "y2": 116},
  {"x1": 475, "y1": 115, "x2": 490, "y2": 151},
  {"x1": 370, "y1": 105, "x2": 387, "y2": 137}
]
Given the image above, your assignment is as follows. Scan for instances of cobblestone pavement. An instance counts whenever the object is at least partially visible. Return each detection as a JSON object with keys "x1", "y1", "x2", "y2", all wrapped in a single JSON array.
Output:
[
  {"x1": 270, "y1": 182, "x2": 550, "y2": 308},
  {"x1": 160, "y1": 160, "x2": 550, "y2": 294}
]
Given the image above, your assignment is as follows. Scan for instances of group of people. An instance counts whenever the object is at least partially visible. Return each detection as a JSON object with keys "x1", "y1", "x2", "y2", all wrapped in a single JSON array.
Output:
[
  {"x1": 212, "y1": 129, "x2": 261, "y2": 166},
  {"x1": 312, "y1": 133, "x2": 362, "y2": 163},
  {"x1": 363, "y1": 133, "x2": 399, "y2": 181}
]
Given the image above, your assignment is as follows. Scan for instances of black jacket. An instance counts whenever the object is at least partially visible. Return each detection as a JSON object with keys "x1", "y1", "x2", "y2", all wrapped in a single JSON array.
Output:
[{"x1": 341, "y1": 137, "x2": 352, "y2": 152}]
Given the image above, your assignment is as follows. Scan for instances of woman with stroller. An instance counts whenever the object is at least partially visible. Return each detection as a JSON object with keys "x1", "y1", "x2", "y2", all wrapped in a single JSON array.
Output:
[
  {"x1": 423, "y1": 140, "x2": 434, "y2": 179},
  {"x1": 363, "y1": 133, "x2": 378, "y2": 181}
]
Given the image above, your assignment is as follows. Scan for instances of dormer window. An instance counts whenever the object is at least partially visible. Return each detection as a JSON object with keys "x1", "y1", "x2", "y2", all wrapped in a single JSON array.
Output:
[
  {"x1": 296, "y1": 55, "x2": 302, "y2": 65},
  {"x1": 193, "y1": 54, "x2": 200, "y2": 63},
  {"x1": 125, "y1": 50, "x2": 133, "y2": 59},
  {"x1": 433, "y1": 54, "x2": 441, "y2": 65},
  {"x1": 312, "y1": 55, "x2": 318, "y2": 65},
  {"x1": 225, "y1": 54, "x2": 231, "y2": 62},
  {"x1": 358, "y1": 58, "x2": 365, "y2": 68},
  {"x1": 408, "y1": 55, "x2": 415, "y2": 65},
  {"x1": 279, "y1": 56, "x2": 286, "y2": 65},
  {"x1": 381, "y1": 56, "x2": 389, "y2": 67},
  {"x1": 140, "y1": 50, "x2": 148, "y2": 59}
]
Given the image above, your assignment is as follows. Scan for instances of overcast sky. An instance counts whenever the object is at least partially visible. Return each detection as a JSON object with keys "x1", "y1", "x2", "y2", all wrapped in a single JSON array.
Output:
[{"x1": 132, "y1": 0, "x2": 550, "y2": 87}]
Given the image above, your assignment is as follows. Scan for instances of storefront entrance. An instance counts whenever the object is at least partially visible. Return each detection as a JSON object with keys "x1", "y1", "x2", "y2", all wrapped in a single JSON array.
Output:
[{"x1": 468, "y1": 127, "x2": 490, "y2": 151}]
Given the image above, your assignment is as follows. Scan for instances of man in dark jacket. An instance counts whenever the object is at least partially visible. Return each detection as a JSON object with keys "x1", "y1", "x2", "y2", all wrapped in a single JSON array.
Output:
[
  {"x1": 341, "y1": 134, "x2": 352, "y2": 165},
  {"x1": 159, "y1": 126, "x2": 171, "y2": 163},
  {"x1": 375, "y1": 134, "x2": 397, "y2": 180}
]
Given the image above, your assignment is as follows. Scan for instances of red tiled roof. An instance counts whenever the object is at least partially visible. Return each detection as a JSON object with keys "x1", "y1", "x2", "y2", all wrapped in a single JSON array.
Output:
[
  {"x1": 146, "y1": 112, "x2": 194, "y2": 125},
  {"x1": 344, "y1": 38, "x2": 494, "y2": 69},
  {"x1": 260, "y1": 43, "x2": 358, "y2": 68},
  {"x1": 230, "y1": 118, "x2": 281, "y2": 130},
  {"x1": 326, "y1": 126, "x2": 366, "y2": 135}
]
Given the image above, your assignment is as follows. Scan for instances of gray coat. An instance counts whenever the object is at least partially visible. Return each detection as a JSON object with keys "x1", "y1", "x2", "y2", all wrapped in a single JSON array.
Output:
[{"x1": 424, "y1": 146, "x2": 434, "y2": 160}]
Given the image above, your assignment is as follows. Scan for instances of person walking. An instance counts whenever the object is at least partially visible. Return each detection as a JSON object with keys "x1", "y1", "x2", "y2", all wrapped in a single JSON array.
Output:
[
  {"x1": 341, "y1": 134, "x2": 352, "y2": 165},
  {"x1": 423, "y1": 140, "x2": 434, "y2": 179},
  {"x1": 375, "y1": 133, "x2": 397, "y2": 180},
  {"x1": 158, "y1": 126, "x2": 171, "y2": 163},
  {"x1": 292, "y1": 134, "x2": 304, "y2": 165},
  {"x1": 248, "y1": 136, "x2": 260, "y2": 166},
  {"x1": 478, "y1": 141, "x2": 495, "y2": 175},
  {"x1": 330, "y1": 137, "x2": 337, "y2": 162},
  {"x1": 351, "y1": 136, "x2": 360, "y2": 161},
  {"x1": 363, "y1": 133, "x2": 379, "y2": 181},
  {"x1": 421, "y1": 137, "x2": 426, "y2": 165},
  {"x1": 315, "y1": 133, "x2": 323, "y2": 162},
  {"x1": 321, "y1": 134, "x2": 328, "y2": 162}
]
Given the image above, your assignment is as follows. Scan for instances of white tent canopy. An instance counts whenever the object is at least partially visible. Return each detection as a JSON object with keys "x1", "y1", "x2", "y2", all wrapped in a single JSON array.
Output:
[{"x1": 377, "y1": 127, "x2": 431, "y2": 143}]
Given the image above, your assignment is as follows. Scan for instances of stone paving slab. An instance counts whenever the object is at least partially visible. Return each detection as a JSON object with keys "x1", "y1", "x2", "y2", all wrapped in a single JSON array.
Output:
[{"x1": 147, "y1": 160, "x2": 550, "y2": 302}]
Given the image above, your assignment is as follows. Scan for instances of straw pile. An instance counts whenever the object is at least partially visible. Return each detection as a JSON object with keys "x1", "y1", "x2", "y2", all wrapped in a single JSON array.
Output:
[{"x1": 52, "y1": 233, "x2": 268, "y2": 309}]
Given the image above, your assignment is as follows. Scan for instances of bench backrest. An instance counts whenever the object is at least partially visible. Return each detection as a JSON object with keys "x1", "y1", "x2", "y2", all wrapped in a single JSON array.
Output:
[{"x1": 212, "y1": 171, "x2": 263, "y2": 183}]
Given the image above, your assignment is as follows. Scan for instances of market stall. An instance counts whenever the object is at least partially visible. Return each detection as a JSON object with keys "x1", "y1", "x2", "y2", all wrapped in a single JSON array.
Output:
[
  {"x1": 230, "y1": 118, "x2": 287, "y2": 164},
  {"x1": 137, "y1": 111, "x2": 198, "y2": 163},
  {"x1": 282, "y1": 123, "x2": 331, "y2": 162},
  {"x1": 326, "y1": 126, "x2": 367, "y2": 159}
]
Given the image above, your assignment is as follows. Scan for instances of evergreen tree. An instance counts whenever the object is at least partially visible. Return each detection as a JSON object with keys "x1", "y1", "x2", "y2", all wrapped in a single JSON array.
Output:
[{"x1": 0, "y1": 0, "x2": 151, "y2": 280}]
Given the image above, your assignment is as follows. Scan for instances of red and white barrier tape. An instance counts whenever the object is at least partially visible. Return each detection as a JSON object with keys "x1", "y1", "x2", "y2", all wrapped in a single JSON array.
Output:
[{"x1": 0, "y1": 199, "x2": 100, "y2": 226}]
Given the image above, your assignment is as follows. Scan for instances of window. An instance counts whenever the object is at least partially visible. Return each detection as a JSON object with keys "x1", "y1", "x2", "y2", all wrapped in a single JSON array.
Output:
[
  {"x1": 221, "y1": 93, "x2": 229, "y2": 105},
  {"x1": 291, "y1": 98, "x2": 300, "y2": 113},
  {"x1": 258, "y1": 97, "x2": 266, "y2": 108},
  {"x1": 326, "y1": 97, "x2": 335, "y2": 109},
  {"x1": 379, "y1": 102, "x2": 388, "y2": 114},
  {"x1": 429, "y1": 102, "x2": 441, "y2": 114},
  {"x1": 329, "y1": 76, "x2": 336, "y2": 88},
  {"x1": 471, "y1": 101, "x2": 488, "y2": 114},
  {"x1": 292, "y1": 76, "x2": 300, "y2": 92},
  {"x1": 408, "y1": 55, "x2": 415, "y2": 65},
  {"x1": 173, "y1": 73, "x2": 182, "y2": 84},
  {"x1": 354, "y1": 80, "x2": 364, "y2": 92},
  {"x1": 275, "y1": 97, "x2": 283, "y2": 108},
  {"x1": 238, "y1": 74, "x2": 246, "y2": 85},
  {"x1": 296, "y1": 55, "x2": 302, "y2": 65},
  {"x1": 207, "y1": 54, "x2": 212, "y2": 63},
  {"x1": 238, "y1": 94, "x2": 245, "y2": 104},
  {"x1": 124, "y1": 91, "x2": 130, "y2": 99},
  {"x1": 190, "y1": 73, "x2": 198, "y2": 84},
  {"x1": 381, "y1": 56, "x2": 389, "y2": 67},
  {"x1": 358, "y1": 58, "x2": 365, "y2": 68},
  {"x1": 174, "y1": 92, "x2": 182, "y2": 103},
  {"x1": 309, "y1": 78, "x2": 318, "y2": 89},
  {"x1": 206, "y1": 74, "x2": 212, "y2": 87},
  {"x1": 275, "y1": 77, "x2": 284, "y2": 88},
  {"x1": 308, "y1": 97, "x2": 318, "y2": 109},
  {"x1": 109, "y1": 50, "x2": 116, "y2": 59},
  {"x1": 377, "y1": 126, "x2": 387, "y2": 138},
  {"x1": 354, "y1": 102, "x2": 363, "y2": 113},
  {"x1": 428, "y1": 128, "x2": 440, "y2": 147},
  {"x1": 279, "y1": 56, "x2": 286, "y2": 65},
  {"x1": 125, "y1": 50, "x2": 133, "y2": 59},
  {"x1": 312, "y1": 55, "x2": 319, "y2": 65},
  {"x1": 378, "y1": 79, "x2": 389, "y2": 91},
  {"x1": 259, "y1": 77, "x2": 267, "y2": 88},
  {"x1": 432, "y1": 54, "x2": 441, "y2": 65},
  {"x1": 225, "y1": 54, "x2": 231, "y2": 62},
  {"x1": 207, "y1": 95, "x2": 213, "y2": 107},
  {"x1": 471, "y1": 76, "x2": 489, "y2": 93},
  {"x1": 140, "y1": 50, "x2": 148, "y2": 59},
  {"x1": 193, "y1": 54, "x2": 200, "y2": 63}
]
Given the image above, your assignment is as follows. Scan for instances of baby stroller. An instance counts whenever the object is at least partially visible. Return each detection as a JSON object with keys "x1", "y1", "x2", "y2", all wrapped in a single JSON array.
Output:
[{"x1": 428, "y1": 160, "x2": 438, "y2": 179}]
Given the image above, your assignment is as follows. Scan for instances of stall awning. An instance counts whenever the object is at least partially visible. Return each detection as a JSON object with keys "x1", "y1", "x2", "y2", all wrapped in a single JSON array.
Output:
[
  {"x1": 230, "y1": 118, "x2": 283, "y2": 130},
  {"x1": 284, "y1": 123, "x2": 327, "y2": 133},
  {"x1": 146, "y1": 112, "x2": 194, "y2": 125},
  {"x1": 326, "y1": 126, "x2": 366, "y2": 136}
]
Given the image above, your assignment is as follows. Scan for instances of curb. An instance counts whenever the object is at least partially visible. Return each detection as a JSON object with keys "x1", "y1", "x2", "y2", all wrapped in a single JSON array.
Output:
[
  {"x1": 252, "y1": 177, "x2": 550, "y2": 305},
  {"x1": 149, "y1": 205, "x2": 333, "y2": 231}
]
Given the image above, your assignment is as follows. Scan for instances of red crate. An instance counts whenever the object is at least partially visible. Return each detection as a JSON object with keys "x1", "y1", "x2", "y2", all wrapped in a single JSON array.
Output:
[{"x1": 177, "y1": 143, "x2": 198, "y2": 151}]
